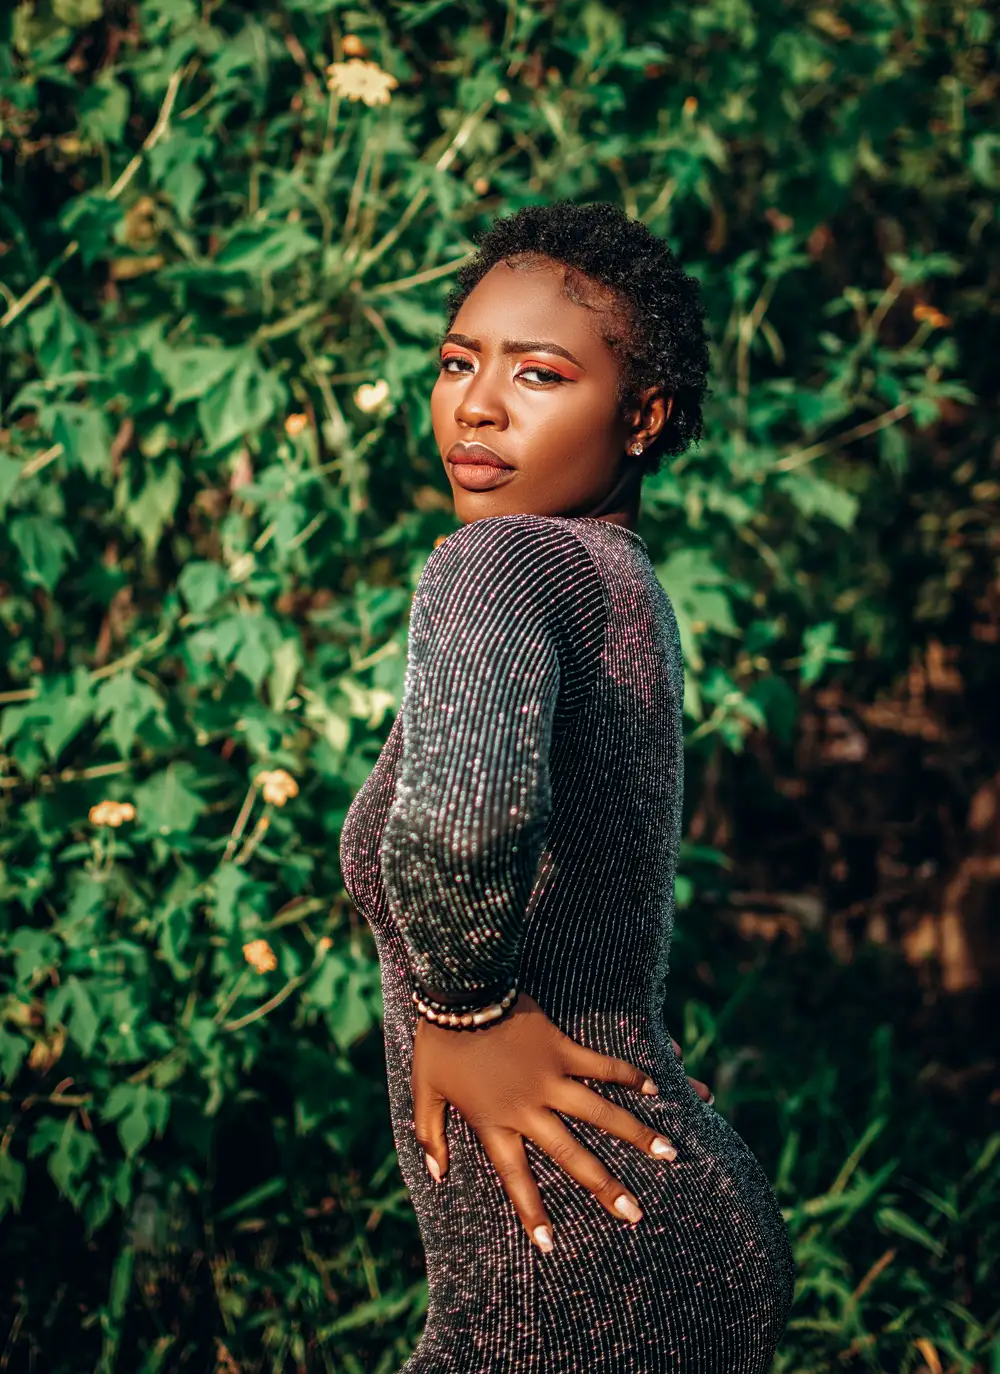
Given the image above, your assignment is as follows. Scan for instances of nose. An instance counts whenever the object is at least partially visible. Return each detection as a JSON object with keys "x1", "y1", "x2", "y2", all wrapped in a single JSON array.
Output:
[{"x1": 453, "y1": 361, "x2": 508, "y2": 432}]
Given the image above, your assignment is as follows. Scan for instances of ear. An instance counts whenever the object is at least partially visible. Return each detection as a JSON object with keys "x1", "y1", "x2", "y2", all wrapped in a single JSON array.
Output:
[{"x1": 628, "y1": 387, "x2": 673, "y2": 450}]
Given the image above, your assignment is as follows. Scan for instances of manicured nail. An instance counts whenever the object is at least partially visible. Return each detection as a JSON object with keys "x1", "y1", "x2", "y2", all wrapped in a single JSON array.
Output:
[
  {"x1": 707, "y1": 1093, "x2": 715, "y2": 1107},
  {"x1": 614, "y1": 1195, "x2": 643, "y2": 1223},
  {"x1": 641, "y1": 1078, "x2": 659, "y2": 1095},
  {"x1": 651, "y1": 1137, "x2": 677, "y2": 1160},
  {"x1": 533, "y1": 1225, "x2": 553, "y2": 1253},
  {"x1": 425, "y1": 1153, "x2": 442, "y2": 1183}
]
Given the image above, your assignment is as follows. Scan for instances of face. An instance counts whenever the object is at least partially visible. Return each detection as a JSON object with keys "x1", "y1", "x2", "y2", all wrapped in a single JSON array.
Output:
[{"x1": 430, "y1": 257, "x2": 670, "y2": 523}]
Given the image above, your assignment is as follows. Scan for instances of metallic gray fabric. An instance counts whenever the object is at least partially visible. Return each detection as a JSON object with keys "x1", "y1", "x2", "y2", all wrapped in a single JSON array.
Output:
[{"x1": 339, "y1": 514, "x2": 795, "y2": 1371}]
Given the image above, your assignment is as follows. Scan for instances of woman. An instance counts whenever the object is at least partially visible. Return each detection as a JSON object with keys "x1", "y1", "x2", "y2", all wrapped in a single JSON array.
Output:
[{"x1": 339, "y1": 201, "x2": 795, "y2": 1371}]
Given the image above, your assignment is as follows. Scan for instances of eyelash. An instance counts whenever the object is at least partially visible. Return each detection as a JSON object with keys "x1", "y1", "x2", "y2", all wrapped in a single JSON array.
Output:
[{"x1": 439, "y1": 356, "x2": 567, "y2": 385}]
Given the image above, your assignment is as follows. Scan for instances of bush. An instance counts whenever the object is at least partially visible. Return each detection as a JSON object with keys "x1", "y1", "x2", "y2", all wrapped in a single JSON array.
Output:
[{"x1": 1, "y1": 2, "x2": 997, "y2": 1370}]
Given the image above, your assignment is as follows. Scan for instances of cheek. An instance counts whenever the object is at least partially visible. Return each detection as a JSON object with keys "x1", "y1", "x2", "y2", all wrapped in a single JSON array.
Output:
[{"x1": 429, "y1": 376, "x2": 448, "y2": 431}]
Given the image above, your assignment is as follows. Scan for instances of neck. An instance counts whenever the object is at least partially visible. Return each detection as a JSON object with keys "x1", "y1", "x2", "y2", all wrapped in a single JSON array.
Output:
[{"x1": 577, "y1": 461, "x2": 642, "y2": 530}]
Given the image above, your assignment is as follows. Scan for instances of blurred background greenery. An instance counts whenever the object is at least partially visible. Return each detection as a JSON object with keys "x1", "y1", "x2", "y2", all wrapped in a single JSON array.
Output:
[{"x1": 0, "y1": 1, "x2": 997, "y2": 1371}]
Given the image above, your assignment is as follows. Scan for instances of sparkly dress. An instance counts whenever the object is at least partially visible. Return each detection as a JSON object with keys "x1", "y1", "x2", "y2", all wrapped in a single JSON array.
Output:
[{"x1": 339, "y1": 513, "x2": 795, "y2": 1372}]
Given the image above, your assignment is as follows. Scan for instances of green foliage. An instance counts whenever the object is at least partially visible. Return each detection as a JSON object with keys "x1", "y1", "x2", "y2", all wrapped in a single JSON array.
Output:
[{"x1": 1, "y1": 0, "x2": 997, "y2": 1369}]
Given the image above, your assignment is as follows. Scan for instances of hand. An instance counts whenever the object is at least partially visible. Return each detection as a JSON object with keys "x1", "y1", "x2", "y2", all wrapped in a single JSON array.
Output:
[{"x1": 412, "y1": 992, "x2": 680, "y2": 1254}]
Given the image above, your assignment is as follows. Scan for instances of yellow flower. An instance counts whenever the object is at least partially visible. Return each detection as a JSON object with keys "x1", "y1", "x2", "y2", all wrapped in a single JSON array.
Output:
[
  {"x1": 316, "y1": 937, "x2": 333, "y2": 955},
  {"x1": 913, "y1": 303, "x2": 951, "y2": 329},
  {"x1": 285, "y1": 413, "x2": 309, "y2": 437},
  {"x1": 89, "y1": 800, "x2": 136, "y2": 828},
  {"x1": 354, "y1": 378, "x2": 390, "y2": 413},
  {"x1": 341, "y1": 34, "x2": 367, "y2": 58},
  {"x1": 243, "y1": 939, "x2": 278, "y2": 974},
  {"x1": 683, "y1": 96, "x2": 698, "y2": 116},
  {"x1": 326, "y1": 59, "x2": 399, "y2": 107},
  {"x1": 254, "y1": 769, "x2": 299, "y2": 806}
]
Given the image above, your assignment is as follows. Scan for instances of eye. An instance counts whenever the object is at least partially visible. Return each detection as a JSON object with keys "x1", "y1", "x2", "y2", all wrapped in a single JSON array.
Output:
[
  {"x1": 517, "y1": 364, "x2": 567, "y2": 385},
  {"x1": 439, "y1": 355, "x2": 473, "y2": 373}
]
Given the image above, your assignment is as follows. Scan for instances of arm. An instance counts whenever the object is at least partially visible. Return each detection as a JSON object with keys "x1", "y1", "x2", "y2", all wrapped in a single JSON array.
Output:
[{"x1": 380, "y1": 515, "x2": 605, "y2": 1007}]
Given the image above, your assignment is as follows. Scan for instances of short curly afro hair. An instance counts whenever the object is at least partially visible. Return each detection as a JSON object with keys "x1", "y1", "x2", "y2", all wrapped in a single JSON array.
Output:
[{"x1": 442, "y1": 200, "x2": 710, "y2": 477}]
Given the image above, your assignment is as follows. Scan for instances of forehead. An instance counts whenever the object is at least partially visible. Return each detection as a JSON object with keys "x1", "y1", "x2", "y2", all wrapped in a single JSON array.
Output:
[{"x1": 454, "y1": 258, "x2": 618, "y2": 354}]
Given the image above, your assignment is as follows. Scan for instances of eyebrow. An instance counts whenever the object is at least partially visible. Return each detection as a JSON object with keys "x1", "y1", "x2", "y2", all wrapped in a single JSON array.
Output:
[{"x1": 440, "y1": 332, "x2": 584, "y2": 369}]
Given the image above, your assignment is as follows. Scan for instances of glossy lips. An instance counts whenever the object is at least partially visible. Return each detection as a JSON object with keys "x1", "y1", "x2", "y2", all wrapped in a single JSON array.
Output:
[{"x1": 447, "y1": 441, "x2": 516, "y2": 492}]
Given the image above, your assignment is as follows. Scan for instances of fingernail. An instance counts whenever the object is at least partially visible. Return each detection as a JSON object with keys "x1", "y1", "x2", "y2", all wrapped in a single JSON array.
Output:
[
  {"x1": 707, "y1": 1093, "x2": 715, "y2": 1107},
  {"x1": 425, "y1": 1153, "x2": 442, "y2": 1183},
  {"x1": 533, "y1": 1225, "x2": 554, "y2": 1253},
  {"x1": 614, "y1": 1194, "x2": 643, "y2": 1224},
  {"x1": 641, "y1": 1078, "x2": 659, "y2": 1095},
  {"x1": 651, "y1": 1137, "x2": 677, "y2": 1160}
]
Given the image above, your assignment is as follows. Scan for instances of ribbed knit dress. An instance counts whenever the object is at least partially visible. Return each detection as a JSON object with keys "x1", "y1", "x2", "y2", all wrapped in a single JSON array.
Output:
[{"x1": 339, "y1": 512, "x2": 795, "y2": 1372}]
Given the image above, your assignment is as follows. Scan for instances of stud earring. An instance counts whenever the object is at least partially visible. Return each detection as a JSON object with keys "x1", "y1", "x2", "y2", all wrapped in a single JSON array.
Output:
[{"x1": 630, "y1": 441, "x2": 644, "y2": 456}]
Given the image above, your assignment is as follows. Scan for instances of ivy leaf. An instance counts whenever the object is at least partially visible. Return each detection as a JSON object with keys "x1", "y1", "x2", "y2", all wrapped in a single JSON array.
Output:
[
  {"x1": 196, "y1": 349, "x2": 286, "y2": 452},
  {"x1": 800, "y1": 621, "x2": 853, "y2": 687},
  {"x1": 214, "y1": 222, "x2": 320, "y2": 275},
  {"x1": 118, "y1": 457, "x2": 184, "y2": 557},
  {"x1": 78, "y1": 73, "x2": 131, "y2": 145},
  {"x1": 52, "y1": 403, "x2": 112, "y2": 476},
  {"x1": 268, "y1": 637, "x2": 303, "y2": 713},
  {"x1": 0, "y1": 1152, "x2": 27, "y2": 1223},
  {"x1": 777, "y1": 471, "x2": 859, "y2": 530},
  {"x1": 0, "y1": 453, "x2": 23, "y2": 514},
  {"x1": 47, "y1": 1116, "x2": 101, "y2": 1211},
  {"x1": 133, "y1": 762, "x2": 207, "y2": 838},
  {"x1": 64, "y1": 976, "x2": 101, "y2": 1056},
  {"x1": 9, "y1": 516, "x2": 77, "y2": 591},
  {"x1": 177, "y1": 560, "x2": 232, "y2": 614},
  {"x1": 59, "y1": 192, "x2": 124, "y2": 267},
  {"x1": 159, "y1": 345, "x2": 242, "y2": 406},
  {"x1": 94, "y1": 672, "x2": 168, "y2": 758}
]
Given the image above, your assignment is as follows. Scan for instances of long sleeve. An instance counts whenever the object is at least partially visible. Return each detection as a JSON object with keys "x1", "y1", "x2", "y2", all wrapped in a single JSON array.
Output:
[{"x1": 379, "y1": 514, "x2": 607, "y2": 1005}]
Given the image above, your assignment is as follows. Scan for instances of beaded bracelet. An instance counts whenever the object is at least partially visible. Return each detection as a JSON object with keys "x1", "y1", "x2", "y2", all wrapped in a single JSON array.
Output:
[{"x1": 410, "y1": 979, "x2": 518, "y2": 1031}]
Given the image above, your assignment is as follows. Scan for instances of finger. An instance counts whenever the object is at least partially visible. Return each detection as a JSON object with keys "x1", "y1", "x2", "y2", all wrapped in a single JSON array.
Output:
[
  {"x1": 479, "y1": 1127, "x2": 554, "y2": 1253},
  {"x1": 688, "y1": 1075, "x2": 713, "y2": 1103},
  {"x1": 523, "y1": 1111, "x2": 645, "y2": 1224},
  {"x1": 412, "y1": 1075, "x2": 449, "y2": 1182},
  {"x1": 562, "y1": 1042, "x2": 658, "y2": 1096},
  {"x1": 554, "y1": 1081, "x2": 677, "y2": 1162}
]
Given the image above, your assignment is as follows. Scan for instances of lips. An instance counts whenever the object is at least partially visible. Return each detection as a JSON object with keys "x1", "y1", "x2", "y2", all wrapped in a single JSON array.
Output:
[{"x1": 447, "y1": 442, "x2": 514, "y2": 469}]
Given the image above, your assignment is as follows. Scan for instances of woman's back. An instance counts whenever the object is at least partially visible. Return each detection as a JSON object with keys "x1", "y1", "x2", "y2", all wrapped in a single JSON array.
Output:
[{"x1": 340, "y1": 514, "x2": 794, "y2": 1371}]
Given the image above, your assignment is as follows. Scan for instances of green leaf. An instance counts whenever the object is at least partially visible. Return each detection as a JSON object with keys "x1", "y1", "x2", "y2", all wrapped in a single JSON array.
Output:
[
  {"x1": 52, "y1": 402, "x2": 112, "y2": 476},
  {"x1": 875, "y1": 1206, "x2": 946, "y2": 1257},
  {"x1": 59, "y1": 976, "x2": 102, "y2": 1056},
  {"x1": 0, "y1": 1027, "x2": 30, "y2": 1086},
  {"x1": 133, "y1": 762, "x2": 207, "y2": 838},
  {"x1": 0, "y1": 453, "x2": 23, "y2": 513},
  {"x1": 94, "y1": 672, "x2": 168, "y2": 758},
  {"x1": 177, "y1": 560, "x2": 232, "y2": 614},
  {"x1": 208, "y1": 863, "x2": 252, "y2": 934},
  {"x1": 214, "y1": 222, "x2": 320, "y2": 275},
  {"x1": 53, "y1": 0, "x2": 103, "y2": 24},
  {"x1": 59, "y1": 192, "x2": 124, "y2": 267},
  {"x1": 800, "y1": 621, "x2": 853, "y2": 688},
  {"x1": 118, "y1": 457, "x2": 183, "y2": 557},
  {"x1": 268, "y1": 637, "x2": 303, "y2": 713},
  {"x1": 196, "y1": 349, "x2": 286, "y2": 452},
  {"x1": 47, "y1": 1116, "x2": 100, "y2": 1210},
  {"x1": 78, "y1": 73, "x2": 131, "y2": 145},
  {"x1": 776, "y1": 471, "x2": 859, "y2": 530},
  {"x1": 9, "y1": 516, "x2": 77, "y2": 591},
  {"x1": 0, "y1": 1152, "x2": 27, "y2": 1222},
  {"x1": 159, "y1": 345, "x2": 242, "y2": 405}
]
